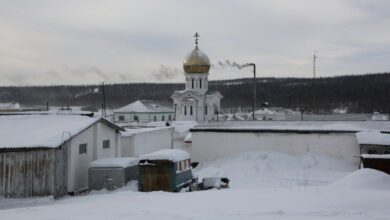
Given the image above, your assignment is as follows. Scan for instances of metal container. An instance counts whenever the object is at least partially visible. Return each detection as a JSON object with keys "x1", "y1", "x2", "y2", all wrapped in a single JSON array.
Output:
[{"x1": 138, "y1": 159, "x2": 193, "y2": 192}]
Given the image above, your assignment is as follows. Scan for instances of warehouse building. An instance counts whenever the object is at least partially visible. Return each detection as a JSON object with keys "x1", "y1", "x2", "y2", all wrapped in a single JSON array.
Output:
[{"x1": 0, "y1": 114, "x2": 123, "y2": 198}]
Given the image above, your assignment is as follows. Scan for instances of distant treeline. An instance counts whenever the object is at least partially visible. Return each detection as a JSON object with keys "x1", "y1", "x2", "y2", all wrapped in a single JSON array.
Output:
[{"x1": 0, "y1": 72, "x2": 389, "y2": 113}]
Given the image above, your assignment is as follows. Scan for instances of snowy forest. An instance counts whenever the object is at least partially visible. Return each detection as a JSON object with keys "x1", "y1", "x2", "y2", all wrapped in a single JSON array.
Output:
[{"x1": 0, "y1": 72, "x2": 389, "y2": 113}]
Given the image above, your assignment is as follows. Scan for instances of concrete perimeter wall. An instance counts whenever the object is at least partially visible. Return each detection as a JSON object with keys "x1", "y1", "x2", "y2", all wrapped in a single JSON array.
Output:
[{"x1": 191, "y1": 132, "x2": 360, "y2": 166}]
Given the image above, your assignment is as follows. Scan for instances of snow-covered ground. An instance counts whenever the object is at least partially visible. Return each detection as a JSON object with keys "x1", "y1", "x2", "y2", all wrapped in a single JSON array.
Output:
[
  {"x1": 1, "y1": 151, "x2": 390, "y2": 220},
  {"x1": 195, "y1": 151, "x2": 356, "y2": 188}
]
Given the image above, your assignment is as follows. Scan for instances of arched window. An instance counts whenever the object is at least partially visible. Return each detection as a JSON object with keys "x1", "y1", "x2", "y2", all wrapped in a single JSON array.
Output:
[
  {"x1": 191, "y1": 79, "x2": 194, "y2": 89},
  {"x1": 200, "y1": 78, "x2": 202, "y2": 88},
  {"x1": 190, "y1": 105, "x2": 193, "y2": 115}
]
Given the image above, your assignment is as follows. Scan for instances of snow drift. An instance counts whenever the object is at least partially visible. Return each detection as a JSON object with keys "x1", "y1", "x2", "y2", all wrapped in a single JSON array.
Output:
[
  {"x1": 330, "y1": 168, "x2": 390, "y2": 190},
  {"x1": 195, "y1": 151, "x2": 356, "y2": 188}
]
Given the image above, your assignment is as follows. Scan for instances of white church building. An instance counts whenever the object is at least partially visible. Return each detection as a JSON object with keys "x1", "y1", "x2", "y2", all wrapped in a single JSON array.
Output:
[{"x1": 171, "y1": 33, "x2": 222, "y2": 122}]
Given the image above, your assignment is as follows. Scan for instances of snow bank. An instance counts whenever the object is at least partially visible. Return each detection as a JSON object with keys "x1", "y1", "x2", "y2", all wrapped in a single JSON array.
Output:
[
  {"x1": 89, "y1": 157, "x2": 139, "y2": 168},
  {"x1": 330, "y1": 168, "x2": 390, "y2": 190},
  {"x1": 195, "y1": 151, "x2": 356, "y2": 188},
  {"x1": 184, "y1": 132, "x2": 192, "y2": 143},
  {"x1": 172, "y1": 121, "x2": 197, "y2": 134},
  {"x1": 3, "y1": 151, "x2": 390, "y2": 219},
  {"x1": 139, "y1": 149, "x2": 190, "y2": 162}
]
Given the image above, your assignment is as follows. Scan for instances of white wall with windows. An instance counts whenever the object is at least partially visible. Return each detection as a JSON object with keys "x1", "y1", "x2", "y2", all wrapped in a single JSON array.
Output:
[
  {"x1": 172, "y1": 72, "x2": 222, "y2": 122},
  {"x1": 114, "y1": 112, "x2": 174, "y2": 123},
  {"x1": 67, "y1": 122, "x2": 121, "y2": 193}
]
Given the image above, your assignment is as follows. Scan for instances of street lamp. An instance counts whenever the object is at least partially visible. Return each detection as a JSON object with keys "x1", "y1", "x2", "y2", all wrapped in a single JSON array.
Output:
[{"x1": 241, "y1": 63, "x2": 256, "y2": 120}]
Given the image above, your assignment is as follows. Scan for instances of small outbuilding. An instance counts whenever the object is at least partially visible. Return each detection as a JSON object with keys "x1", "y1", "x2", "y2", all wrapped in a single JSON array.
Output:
[
  {"x1": 89, "y1": 157, "x2": 139, "y2": 191},
  {"x1": 138, "y1": 149, "x2": 193, "y2": 192},
  {"x1": 360, "y1": 154, "x2": 390, "y2": 175},
  {"x1": 356, "y1": 131, "x2": 390, "y2": 154}
]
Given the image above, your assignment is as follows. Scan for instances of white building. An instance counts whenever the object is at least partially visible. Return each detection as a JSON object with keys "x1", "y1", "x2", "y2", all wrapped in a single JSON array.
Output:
[
  {"x1": 0, "y1": 114, "x2": 123, "y2": 197},
  {"x1": 189, "y1": 121, "x2": 390, "y2": 166},
  {"x1": 113, "y1": 100, "x2": 174, "y2": 123},
  {"x1": 120, "y1": 126, "x2": 174, "y2": 157},
  {"x1": 171, "y1": 33, "x2": 222, "y2": 122},
  {"x1": 0, "y1": 102, "x2": 20, "y2": 112}
]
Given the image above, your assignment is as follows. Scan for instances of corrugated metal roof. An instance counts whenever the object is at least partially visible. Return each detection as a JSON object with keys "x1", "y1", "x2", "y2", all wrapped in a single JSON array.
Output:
[{"x1": 191, "y1": 121, "x2": 390, "y2": 133}]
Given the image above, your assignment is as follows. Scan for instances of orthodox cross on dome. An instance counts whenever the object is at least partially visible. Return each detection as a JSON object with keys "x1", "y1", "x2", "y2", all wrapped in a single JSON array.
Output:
[{"x1": 194, "y1": 32, "x2": 200, "y2": 47}]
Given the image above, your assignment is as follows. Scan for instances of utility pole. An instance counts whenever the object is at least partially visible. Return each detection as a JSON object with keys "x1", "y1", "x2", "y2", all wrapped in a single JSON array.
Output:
[
  {"x1": 312, "y1": 51, "x2": 317, "y2": 113},
  {"x1": 313, "y1": 51, "x2": 317, "y2": 80},
  {"x1": 101, "y1": 82, "x2": 107, "y2": 118}
]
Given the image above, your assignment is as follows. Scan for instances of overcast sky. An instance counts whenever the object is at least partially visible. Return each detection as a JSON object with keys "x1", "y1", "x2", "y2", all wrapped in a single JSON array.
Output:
[{"x1": 0, "y1": 0, "x2": 389, "y2": 85}]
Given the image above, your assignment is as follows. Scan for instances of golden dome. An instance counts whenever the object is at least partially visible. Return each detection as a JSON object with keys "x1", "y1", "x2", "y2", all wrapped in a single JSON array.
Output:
[{"x1": 183, "y1": 46, "x2": 210, "y2": 74}]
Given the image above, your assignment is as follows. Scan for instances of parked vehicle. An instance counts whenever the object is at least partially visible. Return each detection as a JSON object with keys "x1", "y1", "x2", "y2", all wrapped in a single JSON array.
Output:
[{"x1": 199, "y1": 177, "x2": 230, "y2": 190}]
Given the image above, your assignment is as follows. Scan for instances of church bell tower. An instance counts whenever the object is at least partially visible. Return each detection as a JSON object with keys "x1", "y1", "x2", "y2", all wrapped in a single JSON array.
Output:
[{"x1": 171, "y1": 33, "x2": 223, "y2": 122}]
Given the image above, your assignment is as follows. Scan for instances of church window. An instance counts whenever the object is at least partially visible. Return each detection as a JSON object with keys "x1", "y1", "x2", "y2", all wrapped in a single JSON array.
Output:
[
  {"x1": 192, "y1": 79, "x2": 194, "y2": 89},
  {"x1": 190, "y1": 106, "x2": 193, "y2": 115},
  {"x1": 200, "y1": 79, "x2": 202, "y2": 88}
]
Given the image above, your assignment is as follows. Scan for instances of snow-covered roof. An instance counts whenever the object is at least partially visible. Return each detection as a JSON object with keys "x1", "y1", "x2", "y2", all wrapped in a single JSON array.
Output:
[
  {"x1": 191, "y1": 121, "x2": 390, "y2": 133},
  {"x1": 121, "y1": 126, "x2": 171, "y2": 137},
  {"x1": 356, "y1": 131, "x2": 390, "y2": 146},
  {"x1": 139, "y1": 149, "x2": 190, "y2": 162},
  {"x1": 0, "y1": 115, "x2": 119, "y2": 149},
  {"x1": 89, "y1": 157, "x2": 139, "y2": 168},
  {"x1": 361, "y1": 154, "x2": 390, "y2": 159},
  {"x1": 114, "y1": 100, "x2": 173, "y2": 113}
]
